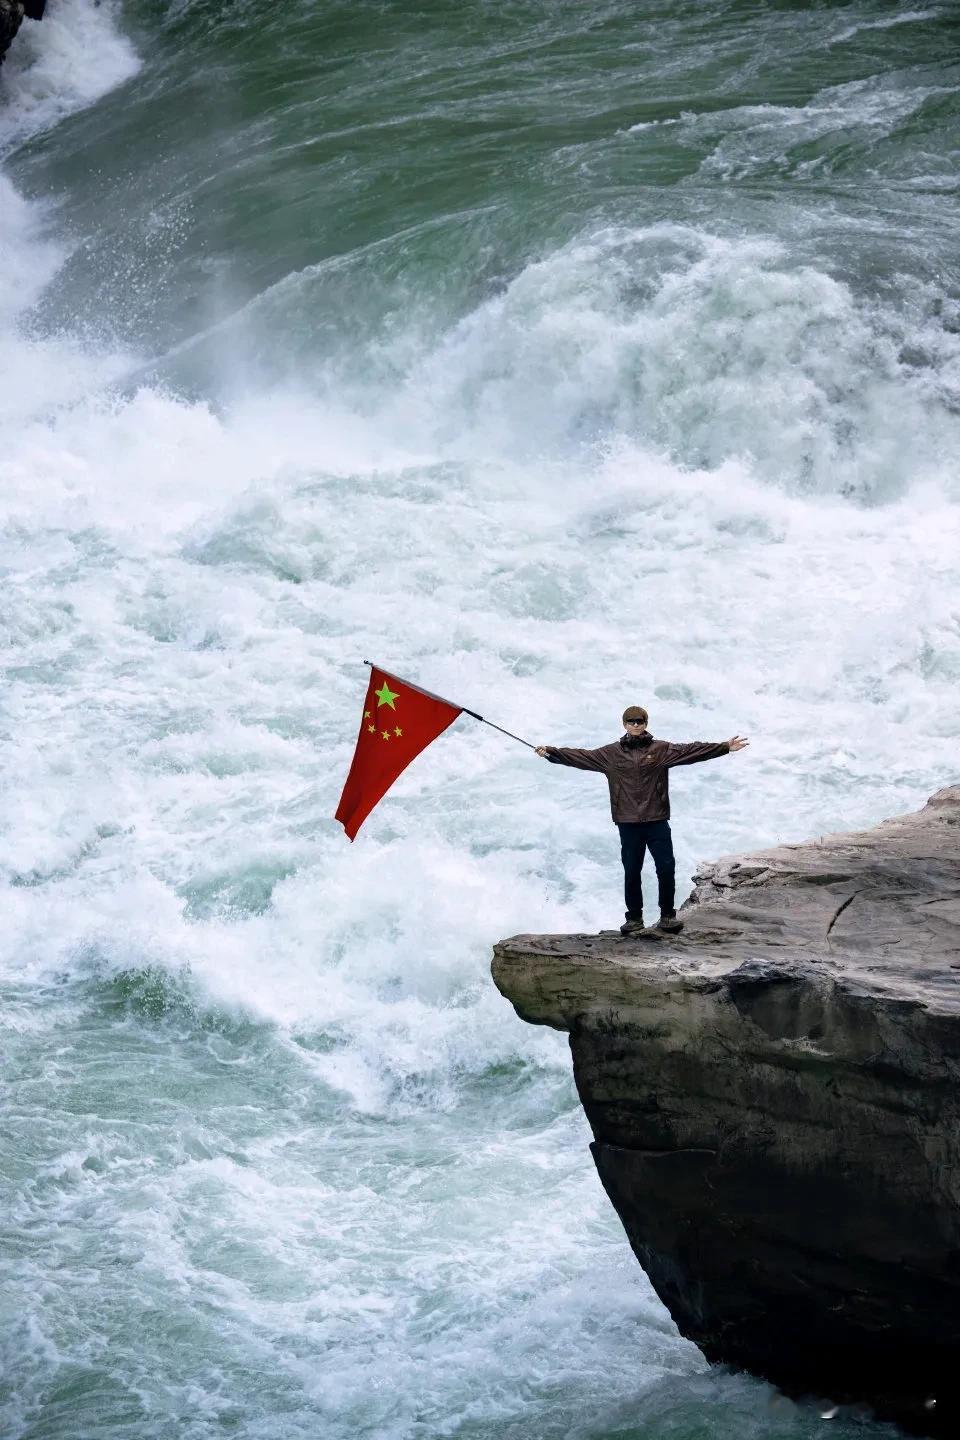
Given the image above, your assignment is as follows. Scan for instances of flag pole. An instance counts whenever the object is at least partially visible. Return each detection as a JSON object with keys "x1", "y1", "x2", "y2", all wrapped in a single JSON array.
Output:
[{"x1": 363, "y1": 661, "x2": 539, "y2": 752}]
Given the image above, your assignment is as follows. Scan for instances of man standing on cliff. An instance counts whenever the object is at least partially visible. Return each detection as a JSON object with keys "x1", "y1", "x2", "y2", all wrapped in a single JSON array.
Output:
[{"x1": 536, "y1": 708, "x2": 748, "y2": 937}]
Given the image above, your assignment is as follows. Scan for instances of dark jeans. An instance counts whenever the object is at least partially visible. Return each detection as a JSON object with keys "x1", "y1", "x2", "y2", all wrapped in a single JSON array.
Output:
[{"x1": 618, "y1": 819, "x2": 676, "y2": 921}]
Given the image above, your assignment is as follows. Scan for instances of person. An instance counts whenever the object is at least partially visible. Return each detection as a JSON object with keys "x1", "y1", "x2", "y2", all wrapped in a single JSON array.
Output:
[{"x1": 536, "y1": 706, "x2": 748, "y2": 937}]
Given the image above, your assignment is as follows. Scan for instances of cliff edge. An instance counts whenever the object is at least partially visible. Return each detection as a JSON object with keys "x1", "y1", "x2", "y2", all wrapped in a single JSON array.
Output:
[{"x1": 492, "y1": 787, "x2": 960, "y2": 1435}]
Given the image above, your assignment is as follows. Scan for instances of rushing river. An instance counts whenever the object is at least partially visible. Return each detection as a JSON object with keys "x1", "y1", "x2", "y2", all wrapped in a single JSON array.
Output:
[{"x1": 2, "y1": 3, "x2": 958, "y2": 1436}]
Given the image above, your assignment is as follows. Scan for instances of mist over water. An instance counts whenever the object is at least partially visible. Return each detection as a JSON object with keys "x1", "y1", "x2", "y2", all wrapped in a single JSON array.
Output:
[{"x1": 2, "y1": 2, "x2": 958, "y2": 1436}]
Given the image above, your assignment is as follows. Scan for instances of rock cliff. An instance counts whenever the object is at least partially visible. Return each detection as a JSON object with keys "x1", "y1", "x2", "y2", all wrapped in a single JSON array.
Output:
[{"x1": 492, "y1": 787, "x2": 960, "y2": 1436}]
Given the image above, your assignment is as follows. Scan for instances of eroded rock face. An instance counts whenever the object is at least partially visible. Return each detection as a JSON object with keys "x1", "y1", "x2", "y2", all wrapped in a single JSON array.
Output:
[{"x1": 492, "y1": 787, "x2": 960, "y2": 1436}]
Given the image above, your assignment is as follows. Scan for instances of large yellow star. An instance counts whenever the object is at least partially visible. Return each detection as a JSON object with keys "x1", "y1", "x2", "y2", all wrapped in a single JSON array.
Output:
[{"x1": 375, "y1": 681, "x2": 399, "y2": 710}]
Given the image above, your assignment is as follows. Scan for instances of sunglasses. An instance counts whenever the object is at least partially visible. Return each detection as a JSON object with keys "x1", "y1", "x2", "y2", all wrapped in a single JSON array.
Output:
[{"x1": 624, "y1": 718, "x2": 647, "y2": 726}]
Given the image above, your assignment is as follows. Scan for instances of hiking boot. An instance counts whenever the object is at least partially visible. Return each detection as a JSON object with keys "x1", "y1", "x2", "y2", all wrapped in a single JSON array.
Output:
[
  {"x1": 619, "y1": 917, "x2": 645, "y2": 936},
  {"x1": 656, "y1": 914, "x2": 684, "y2": 934}
]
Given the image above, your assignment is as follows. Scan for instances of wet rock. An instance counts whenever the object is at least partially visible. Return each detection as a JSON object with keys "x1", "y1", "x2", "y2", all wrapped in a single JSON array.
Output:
[
  {"x1": 492, "y1": 786, "x2": 960, "y2": 1435},
  {"x1": 1, "y1": 0, "x2": 44, "y2": 68},
  {"x1": 0, "y1": 1, "x2": 24, "y2": 68}
]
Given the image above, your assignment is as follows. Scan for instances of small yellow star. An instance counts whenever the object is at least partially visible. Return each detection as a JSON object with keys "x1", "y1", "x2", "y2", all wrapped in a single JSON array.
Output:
[
  {"x1": 367, "y1": 724, "x2": 375, "y2": 733},
  {"x1": 394, "y1": 727, "x2": 402, "y2": 737},
  {"x1": 364, "y1": 710, "x2": 371, "y2": 719},
  {"x1": 381, "y1": 730, "x2": 390, "y2": 740}
]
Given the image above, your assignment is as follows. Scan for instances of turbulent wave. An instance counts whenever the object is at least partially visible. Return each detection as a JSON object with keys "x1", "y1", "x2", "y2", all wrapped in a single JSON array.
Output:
[
  {"x1": 99, "y1": 217, "x2": 960, "y2": 502},
  {"x1": 391, "y1": 225, "x2": 960, "y2": 497}
]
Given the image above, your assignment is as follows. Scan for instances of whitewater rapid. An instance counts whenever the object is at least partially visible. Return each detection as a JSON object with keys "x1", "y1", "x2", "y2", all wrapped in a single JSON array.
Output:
[{"x1": 2, "y1": 3, "x2": 959, "y2": 1438}]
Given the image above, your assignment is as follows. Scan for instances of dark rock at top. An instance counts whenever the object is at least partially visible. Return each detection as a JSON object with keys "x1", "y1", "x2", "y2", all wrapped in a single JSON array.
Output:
[
  {"x1": 0, "y1": 2, "x2": 25, "y2": 69},
  {"x1": 1, "y1": 0, "x2": 44, "y2": 70},
  {"x1": 492, "y1": 786, "x2": 960, "y2": 1436}
]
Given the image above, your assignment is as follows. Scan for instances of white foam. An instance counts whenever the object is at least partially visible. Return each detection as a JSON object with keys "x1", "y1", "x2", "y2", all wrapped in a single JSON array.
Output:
[
  {"x1": 394, "y1": 225, "x2": 960, "y2": 500},
  {"x1": 0, "y1": 0, "x2": 140, "y2": 150},
  {"x1": 830, "y1": 9, "x2": 939, "y2": 47},
  {"x1": 623, "y1": 71, "x2": 951, "y2": 185},
  {"x1": 0, "y1": 4, "x2": 140, "y2": 427},
  {"x1": 0, "y1": 174, "x2": 62, "y2": 317}
]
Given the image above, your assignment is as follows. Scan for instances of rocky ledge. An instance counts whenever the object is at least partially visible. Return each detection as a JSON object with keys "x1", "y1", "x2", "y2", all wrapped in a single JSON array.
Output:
[{"x1": 492, "y1": 787, "x2": 960, "y2": 1436}]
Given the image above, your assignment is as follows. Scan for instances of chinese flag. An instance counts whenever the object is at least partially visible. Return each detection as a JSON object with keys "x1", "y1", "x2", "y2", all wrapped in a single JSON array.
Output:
[{"x1": 335, "y1": 667, "x2": 462, "y2": 840}]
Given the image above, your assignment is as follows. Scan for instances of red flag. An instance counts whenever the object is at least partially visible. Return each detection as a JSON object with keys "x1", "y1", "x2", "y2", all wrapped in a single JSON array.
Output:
[{"x1": 335, "y1": 667, "x2": 462, "y2": 840}]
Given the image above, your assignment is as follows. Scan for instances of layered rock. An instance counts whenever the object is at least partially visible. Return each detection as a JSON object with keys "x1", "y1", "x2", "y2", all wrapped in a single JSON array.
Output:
[{"x1": 492, "y1": 787, "x2": 960, "y2": 1436}]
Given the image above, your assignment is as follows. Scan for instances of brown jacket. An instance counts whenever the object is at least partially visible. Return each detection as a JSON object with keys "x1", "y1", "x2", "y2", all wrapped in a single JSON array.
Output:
[{"x1": 546, "y1": 732, "x2": 730, "y2": 824}]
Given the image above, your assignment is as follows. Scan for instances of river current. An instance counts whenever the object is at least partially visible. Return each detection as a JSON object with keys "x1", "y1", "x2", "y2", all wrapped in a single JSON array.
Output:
[{"x1": 2, "y1": 3, "x2": 958, "y2": 1437}]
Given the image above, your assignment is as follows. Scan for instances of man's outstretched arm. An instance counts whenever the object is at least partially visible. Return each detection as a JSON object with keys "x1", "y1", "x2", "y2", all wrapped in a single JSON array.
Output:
[
  {"x1": 534, "y1": 745, "x2": 608, "y2": 772},
  {"x1": 662, "y1": 735, "x2": 749, "y2": 767}
]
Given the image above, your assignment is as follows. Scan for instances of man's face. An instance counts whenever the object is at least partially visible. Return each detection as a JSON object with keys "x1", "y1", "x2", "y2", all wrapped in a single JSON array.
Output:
[{"x1": 623, "y1": 717, "x2": 647, "y2": 738}]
